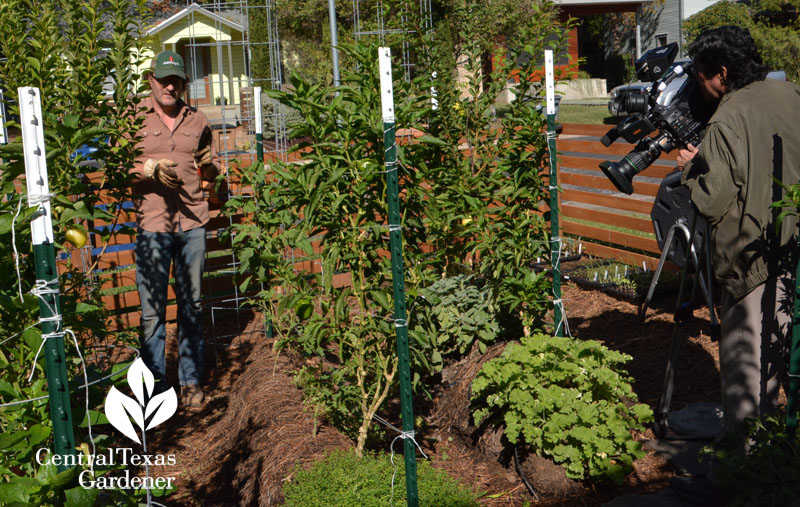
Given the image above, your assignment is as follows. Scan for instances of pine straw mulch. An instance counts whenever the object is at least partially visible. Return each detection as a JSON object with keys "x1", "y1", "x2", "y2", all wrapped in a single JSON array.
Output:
[
  {"x1": 147, "y1": 315, "x2": 351, "y2": 506},
  {"x1": 144, "y1": 280, "x2": 721, "y2": 506}
]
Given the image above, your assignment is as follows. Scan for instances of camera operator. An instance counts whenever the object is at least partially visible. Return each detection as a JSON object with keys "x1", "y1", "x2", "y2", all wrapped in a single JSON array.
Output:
[{"x1": 674, "y1": 25, "x2": 800, "y2": 503}]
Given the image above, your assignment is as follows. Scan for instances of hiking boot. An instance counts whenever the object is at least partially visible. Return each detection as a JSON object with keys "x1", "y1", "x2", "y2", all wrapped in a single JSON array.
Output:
[
  {"x1": 669, "y1": 475, "x2": 729, "y2": 506},
  {"x1": 181, "y1": 384, "x2": 204, "y2": 407}
]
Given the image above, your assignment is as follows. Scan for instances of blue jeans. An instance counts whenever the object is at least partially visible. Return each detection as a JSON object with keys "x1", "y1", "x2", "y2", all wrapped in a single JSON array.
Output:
[{"x1": 136, "y1": 227, "x2": 206, "y2": 386}]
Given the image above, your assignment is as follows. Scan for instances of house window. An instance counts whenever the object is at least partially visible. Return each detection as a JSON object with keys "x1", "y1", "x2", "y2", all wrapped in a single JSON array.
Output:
[{"x1": 655, "y1": 34, "x2": 668, "y2": 47}]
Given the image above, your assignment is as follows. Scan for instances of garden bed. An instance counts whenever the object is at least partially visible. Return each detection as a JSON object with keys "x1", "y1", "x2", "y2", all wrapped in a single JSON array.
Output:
[
  {"x1": 150, "y1": 280, "x2": 719, "y2": 506},
  {"x1": 534, "y1": 256, "x2": 682, "y2": 305}
]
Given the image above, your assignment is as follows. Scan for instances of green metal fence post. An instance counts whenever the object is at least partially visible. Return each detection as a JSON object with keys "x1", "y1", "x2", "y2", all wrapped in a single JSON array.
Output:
[
  {"x1": 544, "y1": 50, "x2": 564, "y2": 337},
  {"x1": 19, "y1": 86, "x2": 76, "y2": 470},
  {"x1": 787, "y1": 233, "x2": 800, "y2": 437},
  {"x1": 378, "y1": 47, "x2": 419, "y2": 506}
]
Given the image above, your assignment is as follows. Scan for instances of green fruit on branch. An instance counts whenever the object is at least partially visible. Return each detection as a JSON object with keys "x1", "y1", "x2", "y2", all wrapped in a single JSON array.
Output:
[
  {"x1": 65, "y1": 226, "x2": 87, "y2": 249},
  {"x1": 295, "y1": 298, "x2": 314, "y2": 320}
]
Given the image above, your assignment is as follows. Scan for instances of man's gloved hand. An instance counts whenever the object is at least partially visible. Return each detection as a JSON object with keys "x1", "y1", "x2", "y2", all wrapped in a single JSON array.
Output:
[
  {"x1": 193, "y1": 146, "x2": 213, "y2": 172},
  {"x1": 142, "y1": 158, "x2": 183, "y2": 189}
]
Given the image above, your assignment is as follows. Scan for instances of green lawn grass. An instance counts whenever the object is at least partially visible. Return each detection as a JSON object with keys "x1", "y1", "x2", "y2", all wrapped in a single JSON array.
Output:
[
  {"x1": 567, "y1": 216, "x2": 655, "y2": 239},
  {"x1": 558, "y1": 104, "x2": 619, "y2": 125}
]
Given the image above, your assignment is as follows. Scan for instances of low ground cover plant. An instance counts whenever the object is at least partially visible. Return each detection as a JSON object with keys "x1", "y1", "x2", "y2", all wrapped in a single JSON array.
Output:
[
  {"x1": 471, "y1": 333, "x2": 653, "y2": 484},
  {"x1": 282, "y1": 449, "x2": 479, "y2": 506}
]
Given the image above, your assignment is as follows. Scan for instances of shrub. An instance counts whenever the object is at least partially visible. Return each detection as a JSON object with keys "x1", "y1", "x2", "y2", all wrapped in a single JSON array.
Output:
[
  {"x1": 471, "y1": 334, "x2": 653, "y2": 484},
  {"x1": 683, "y1": 1, "x2": 800, "y2": 83},
  {"x1": 282, "y1": 449, "x2": 479, "y2": 506},
  {"x1": 224, "y1": 0, "x2": 572, "y2": 456},
  {"x1": 0, "y1": 0, "x2": 150, "y2": 504},
  {"x1": 683, "y1": 2, "x2": 755, "y2": 44},
  {"x1": 701, "y1": 414, "x2": 800, "y2": 506},
  {"x1": 751, "y1": 23, "x2": 800, "y2": 83},
  {"x1": 224, "y1": 42, "x2": 432, "y2": 456}
]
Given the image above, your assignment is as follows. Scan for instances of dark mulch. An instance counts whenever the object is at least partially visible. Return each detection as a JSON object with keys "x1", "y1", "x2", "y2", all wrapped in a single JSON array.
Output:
[{"x1": 146, "y1": 280, "x2": 720, "y2": 506}]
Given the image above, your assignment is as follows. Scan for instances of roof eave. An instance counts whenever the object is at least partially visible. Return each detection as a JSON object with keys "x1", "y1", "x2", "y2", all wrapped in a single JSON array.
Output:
[{"x1": 144, "y1": 3, "x2": 243, "y2": 37}]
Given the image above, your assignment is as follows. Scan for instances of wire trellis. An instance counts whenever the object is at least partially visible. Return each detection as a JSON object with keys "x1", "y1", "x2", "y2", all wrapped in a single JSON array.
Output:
[
  {"x1": 352, "y1": 0, "x2": 432, "y2": 83},
  {"x1": 166, "y1": 0, "x2": 288, "y2": 341}
]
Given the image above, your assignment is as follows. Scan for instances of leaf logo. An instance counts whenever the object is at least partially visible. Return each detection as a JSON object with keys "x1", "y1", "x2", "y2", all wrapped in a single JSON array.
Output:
[{"x1": 104, "y1": 358, "x2": 178, "y2": 445}]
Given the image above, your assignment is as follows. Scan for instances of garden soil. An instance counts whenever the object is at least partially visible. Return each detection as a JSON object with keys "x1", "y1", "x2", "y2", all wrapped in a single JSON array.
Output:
[{"x1": 144, "y1": 280, "x2": 722, "y2": 506}]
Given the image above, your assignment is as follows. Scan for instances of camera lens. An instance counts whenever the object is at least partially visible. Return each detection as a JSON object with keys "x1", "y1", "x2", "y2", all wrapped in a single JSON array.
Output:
[
  {"x1": 622, "y1": 93, "x2": 649, "y2": 114},
  {"x1": 599, "y1": 148, "x2": 658, "y2": 195}
]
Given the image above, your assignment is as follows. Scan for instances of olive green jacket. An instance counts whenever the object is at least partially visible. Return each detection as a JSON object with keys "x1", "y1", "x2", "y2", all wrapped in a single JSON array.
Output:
[{"x1": 682, "y1": 78, "x2": 800, "y2": 300}]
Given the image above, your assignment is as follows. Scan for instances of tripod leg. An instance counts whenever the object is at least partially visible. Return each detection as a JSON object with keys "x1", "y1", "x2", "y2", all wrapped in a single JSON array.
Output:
[
  {"x1": 654, "y1": 314, "x2": 686, "y2": 437},
  {"x1": 654, "y1": 217, "x2": 698, "y2": 438},
  {"x1": 686, "y1": 225, "x2": 721, "y2": 341},
  {"x1": 641, "y1": 225, "x2": 683, "y2": 320}
]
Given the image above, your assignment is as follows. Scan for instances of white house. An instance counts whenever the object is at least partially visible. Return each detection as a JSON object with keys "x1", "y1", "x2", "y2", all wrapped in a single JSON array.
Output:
[
  {"x1": 140, "y1": 3, "x2": 249, "y2": 108},
  {"x1": 630, "y1": 0, "x2": 721, "y2": 55}
]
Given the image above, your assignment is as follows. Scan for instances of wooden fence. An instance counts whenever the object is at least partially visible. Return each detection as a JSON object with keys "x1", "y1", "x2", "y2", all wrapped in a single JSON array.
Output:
[
  {"x1": 72, "y1": 123, "x2": 672, "y2": 329},
  {"x1": 76, "y1": 150, "x2": 283, "y2": 331},
  {"x1": 556, "y1": 122, "x2": 674, "y2": 269}
]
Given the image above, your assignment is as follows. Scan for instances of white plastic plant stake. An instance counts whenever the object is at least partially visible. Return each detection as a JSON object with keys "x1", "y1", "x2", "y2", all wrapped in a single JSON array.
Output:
[
  {"x1": 20, "y1": 87, "x2": 53, "y2": 245},
  {"x1": 254, "y1": 86, "x2": 263, "y2": 136},
  {"x1": 379, "y1": 47, "x2": 395, "y2": 123},
  {"x1": 545, "y1": 50, "x2": 556, "y2": 116}
]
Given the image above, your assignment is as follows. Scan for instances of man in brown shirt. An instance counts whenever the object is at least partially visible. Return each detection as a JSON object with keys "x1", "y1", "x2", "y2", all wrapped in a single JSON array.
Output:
[{"x1": 131, "y1": 50, "x2": 220, "y2": 407}]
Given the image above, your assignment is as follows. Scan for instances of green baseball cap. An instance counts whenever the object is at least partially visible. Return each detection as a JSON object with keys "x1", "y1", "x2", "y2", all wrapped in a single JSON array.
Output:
[{"x1": 150, "y1": 50, "x2": 186, "y2": 80}]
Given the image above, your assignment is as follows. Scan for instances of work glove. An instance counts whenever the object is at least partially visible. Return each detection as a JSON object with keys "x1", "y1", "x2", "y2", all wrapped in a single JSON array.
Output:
[
  {"x1": 193, "y1": 127, "x2": 215, "y2": 179},
  {"x1": 193, "y1": 145, "x2": 214, "y2": 174},
  {"x1": 142, "y1": 158, "x2": 183, "y2": 189}
]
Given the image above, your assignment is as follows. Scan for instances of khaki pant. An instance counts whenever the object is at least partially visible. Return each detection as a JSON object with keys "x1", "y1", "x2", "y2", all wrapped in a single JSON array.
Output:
[{"x1": 719, "y1": 274, "x2": 792, "y2": 435}]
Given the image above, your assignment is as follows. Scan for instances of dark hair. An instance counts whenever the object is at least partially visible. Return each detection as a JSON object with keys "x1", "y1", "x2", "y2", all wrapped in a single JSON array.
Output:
[{"x1": 688, "y1": 25, "x2": 767, "y2": 90}]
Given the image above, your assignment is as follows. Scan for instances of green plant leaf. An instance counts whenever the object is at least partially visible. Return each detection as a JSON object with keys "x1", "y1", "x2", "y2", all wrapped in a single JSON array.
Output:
[
  {"x1": 415, "y1": 135, "x2": 448, "y2": 146},
  {"x1": 22, "y1": 327, "x2": 43, "y2": 352},
  {"x1": 74, "y1": 302, "x2": 101, "y2": 314},
  {"x1": 78, "y1": 410, "x2": 109, "y2": 428},
  {"x1": 65, "y1": 485, "x2": 98, "y2": 507},
  {"x1": 0, "y1": 477, "x2": 41, "y2": 504},
  {"x1": 27, "y1": 424, "x2": 50, "y2": 446}
]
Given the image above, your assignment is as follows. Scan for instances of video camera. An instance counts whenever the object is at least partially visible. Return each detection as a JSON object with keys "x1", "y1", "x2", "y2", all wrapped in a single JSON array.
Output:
[{"x1": 599, "y1": 43, "x2": 717, "y2": 194}]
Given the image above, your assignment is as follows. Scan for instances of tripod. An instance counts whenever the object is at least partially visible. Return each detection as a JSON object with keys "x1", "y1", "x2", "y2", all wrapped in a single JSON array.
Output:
[{"x1": 640, "y1": 212, "x2": 721, "y2": 438}]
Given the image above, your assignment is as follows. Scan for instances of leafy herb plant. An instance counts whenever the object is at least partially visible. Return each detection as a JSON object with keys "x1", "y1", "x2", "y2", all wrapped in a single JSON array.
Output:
[
  {"x1": 413, "y1": 274, "x2": 501, "y2": 356},
  {"x1": 471, "y1": 334, "x2": 653, "y2": 483}
]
